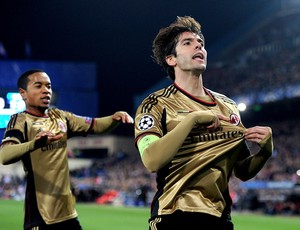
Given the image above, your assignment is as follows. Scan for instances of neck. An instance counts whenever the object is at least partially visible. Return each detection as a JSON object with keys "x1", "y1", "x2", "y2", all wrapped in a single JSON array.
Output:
[
  {"x1": 174, "y1": 73, "x2": 205, "y2": 96},
  {"x1": 26, "y1": 107, "x2": 48, "y2": 117}
]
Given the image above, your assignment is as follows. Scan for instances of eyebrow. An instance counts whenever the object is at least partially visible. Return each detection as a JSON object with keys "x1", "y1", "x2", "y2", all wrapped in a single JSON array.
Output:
[
  {"x1": 180, "y1": 37, "x2": 193, "y2": 43},
  {"x1": 180, "y1": 37, "x2": 204, "y2": 44},
  {"x1": 32, "y1": 81, "x2": 51, "y2": 86}
]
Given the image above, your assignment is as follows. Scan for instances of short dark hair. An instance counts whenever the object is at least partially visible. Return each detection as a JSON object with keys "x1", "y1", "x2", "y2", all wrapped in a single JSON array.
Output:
[
  {"x1": 17, "y1": 69, "x2": 44, "y2": 90},
  {"x1": 152, "y1": 16, "x2": 204, "y2": 80}
]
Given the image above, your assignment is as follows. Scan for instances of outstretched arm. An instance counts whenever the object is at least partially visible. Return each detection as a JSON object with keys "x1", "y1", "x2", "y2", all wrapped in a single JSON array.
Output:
[{"x1": 93, "y1": 111, "x2": 133, "y2": 133}]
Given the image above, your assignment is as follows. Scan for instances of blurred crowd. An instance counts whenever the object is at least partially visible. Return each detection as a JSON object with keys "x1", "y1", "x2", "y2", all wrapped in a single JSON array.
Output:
[
  {"x1": 1, "y1": 118, "x2": 300, "y2": 215},
  {"x1": 205, "y1": 12, "x2": 300, "y2": 101},
  {"x1": 1, "y1": 9, "x2": 300, "y2": 215}
]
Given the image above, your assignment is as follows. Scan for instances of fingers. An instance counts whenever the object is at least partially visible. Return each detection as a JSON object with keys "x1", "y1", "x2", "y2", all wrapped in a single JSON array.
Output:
[
  {"x1": 51, "y1": 133, "x2": 64, "y2": 141},
  {"x1": 206, "y1": 117, "x2": 220, "y2": 130},
  {"x1": 123, "y1": 113, "x2": 134, "y2": 123},
  {"x1": 35, "y1": 131, "x2": 63, "y2": 145},
  {"x1": 217, "y1": 114, "x2": 231, "y2": 123},
  {"x1": 245, "y1": 126, "x2": 271, "y2": 143},
  {"x1": 206, "y1": 113, "x2": 232, "y2": 130},
  {"x1": 113, "y1": 111, "x2": 134, "y2": 124},
  {"x1": 245, "y1": 126, "x2": 270, "y2": 137},
  {"x1": 35, "y1": 131, "x2": 54, "y2": 140}
]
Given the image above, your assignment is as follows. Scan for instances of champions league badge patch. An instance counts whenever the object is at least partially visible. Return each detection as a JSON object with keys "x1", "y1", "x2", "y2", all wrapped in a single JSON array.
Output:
[
  {"x1": 85, "y1": 117, "x2": 92, "y2": 124},
  {"x1": 230, "y1": 113, "x2": 240, "y2": 126},
  {"x1": 138, "y1": 115, "x2": 154, "y2": 131}
]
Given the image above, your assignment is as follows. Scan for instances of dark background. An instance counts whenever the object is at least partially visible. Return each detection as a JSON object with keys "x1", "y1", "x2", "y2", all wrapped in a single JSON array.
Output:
[
  {"x1": 1, "y1": 0, "x2": 283, "y2": 136},
  {"x1": 0, "y1": 0, "x2": 274, "y2": 111}
]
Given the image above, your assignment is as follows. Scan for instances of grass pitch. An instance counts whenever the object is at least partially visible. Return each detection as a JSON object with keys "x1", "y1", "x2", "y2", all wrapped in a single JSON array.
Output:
[{"x1": 0, "y1": 199, "x2": 299, "y2": 230}]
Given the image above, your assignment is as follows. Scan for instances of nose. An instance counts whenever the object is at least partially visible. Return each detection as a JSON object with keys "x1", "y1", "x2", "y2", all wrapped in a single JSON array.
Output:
[
  {"x1": 42, "y1": 86, "x2": 51, "y2": 94},
  {"x1": 195, "y1": 43, "x2": 203, "y2": 50}
]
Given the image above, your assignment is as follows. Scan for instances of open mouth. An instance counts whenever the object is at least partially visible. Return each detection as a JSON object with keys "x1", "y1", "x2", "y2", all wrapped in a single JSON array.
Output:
[
  {"x1": 41, "y1": 96, "x2": 51, "y2": 103},
  {"x1": 192, "y1": 52, "x2": 204, "y2": 60}
]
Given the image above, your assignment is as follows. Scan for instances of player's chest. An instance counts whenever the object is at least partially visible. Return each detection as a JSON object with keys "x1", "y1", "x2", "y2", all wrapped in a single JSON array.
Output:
[
  {"x1": 164, "y1": 100, "x2": 236, "y2": 132},
  {"x1": 26, "y1": 117, "x2": 67, "y2": 137}
]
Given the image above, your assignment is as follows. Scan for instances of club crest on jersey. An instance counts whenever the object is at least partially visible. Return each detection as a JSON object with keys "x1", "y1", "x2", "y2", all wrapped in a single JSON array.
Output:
[
  {"x1": 58, "y1": 121, "x2": 67, "y2": 132},
  {"x1": 230, "y1": 113, "x2": 240, "y2": 126},
  {"x1": 138, "y1": 115, "x2": 154, "y2": 131}
]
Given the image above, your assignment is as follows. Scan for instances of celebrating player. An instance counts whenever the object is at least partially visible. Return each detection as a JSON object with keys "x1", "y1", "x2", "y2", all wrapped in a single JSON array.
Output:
[
  {"x1": 134, "y1": 16, "x2": 273, "y2": 230},
  {"x1": 0, "y1": 69, "x2": 133, "y2": 230}
]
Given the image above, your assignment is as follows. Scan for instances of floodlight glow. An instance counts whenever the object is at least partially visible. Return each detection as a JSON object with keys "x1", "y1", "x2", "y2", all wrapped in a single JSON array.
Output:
[{"x1": 237, "y1": 103, "x2": 247, "y2": 111}]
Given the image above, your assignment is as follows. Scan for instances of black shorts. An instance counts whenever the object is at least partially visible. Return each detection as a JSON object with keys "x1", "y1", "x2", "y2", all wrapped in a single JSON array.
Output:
[
  {"x1": 149, "y1": 211, "x2": 234, "y2": 230},
  {"x1": 26, "y1": 218, "x2": 83, "y2": 230}
]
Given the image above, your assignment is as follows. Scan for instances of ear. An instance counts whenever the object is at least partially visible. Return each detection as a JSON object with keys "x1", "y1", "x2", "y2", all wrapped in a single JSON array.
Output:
[
  {"x1": 165, "y1": 55, "x2": 176, "y2": 67},
  {"x1": 19, "y1": 88, "x2": 26, "y2": 100}
]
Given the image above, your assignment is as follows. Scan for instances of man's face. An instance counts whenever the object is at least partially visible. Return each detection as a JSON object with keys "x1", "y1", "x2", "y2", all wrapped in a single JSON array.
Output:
[
  {"x1": 171, "y1": 31, "x2": 207, "y2": 74},
  {"x1": 20, "y1": 72, "x2": 52, "y2": 114}
]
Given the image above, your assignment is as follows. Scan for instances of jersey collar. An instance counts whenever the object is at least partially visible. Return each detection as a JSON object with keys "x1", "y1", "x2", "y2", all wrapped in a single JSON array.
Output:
[{"x1": 174, "y1": 83, "x2": 217, "y2": 107}]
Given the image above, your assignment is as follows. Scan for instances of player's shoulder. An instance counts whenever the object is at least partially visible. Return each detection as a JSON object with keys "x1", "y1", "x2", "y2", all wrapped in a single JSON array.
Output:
[
  {"x1": 143, "y1": 84, "x2": 177, "y2": 102},
  {"x1": 206, "y1": 88, "x2": 237, "y2": 105},
  {"x1": 4, "y1": 111, "x2": 27, "y2": 130},
  {"x1": 47, "y1": 107, "x2": 72, "y2": 120},
  {"x1": 9, "y1": 111, "x2": 27, "y2": 121},
  {"x1": 48, "y1": 107, "x2": 62, "y2": 114},
  {"x1": 138, "y1": 84, "x2": 176, "y2": 112},
  {"x1": 48, "y1": 107, "x2": 72, "y2": 115}
]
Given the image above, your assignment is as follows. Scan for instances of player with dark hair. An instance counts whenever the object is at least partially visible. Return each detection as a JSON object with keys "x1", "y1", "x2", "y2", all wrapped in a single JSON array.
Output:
[
  {"x1": 0, "y1": 69, "x2": 134, "y2": 229},
  {"x1": 134, "y1": 16, "x2": 273, "y2": 230}
]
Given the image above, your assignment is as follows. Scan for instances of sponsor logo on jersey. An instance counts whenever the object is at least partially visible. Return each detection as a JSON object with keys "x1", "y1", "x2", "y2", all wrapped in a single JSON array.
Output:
[
  {"x1": 41, "y1": 140, "x2": 67, "y2": 151},
  {"x1": 32, "y1": 122, "x2": 43, "y2": 125},
  {"x1": 190, "y1": 129, "x2": 244, "y2": 143},
  {"x1": 138, "y1": 115, "x2": 154, "y2": 131}
]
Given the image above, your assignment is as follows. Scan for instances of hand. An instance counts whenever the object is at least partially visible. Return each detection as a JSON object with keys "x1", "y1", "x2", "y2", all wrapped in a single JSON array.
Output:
[
  {"x1": 245, "y1": 126, "x2": 273, "y2": 154},
  {"x1": 34, "y1": 131, "x2": 64, "y2": 148},
  {"x1": 112, "y1": 111, "x2": 134, "y2": 124},
  {"x1": 206, "y1": 114, "x2": 231, "y2": 130}
]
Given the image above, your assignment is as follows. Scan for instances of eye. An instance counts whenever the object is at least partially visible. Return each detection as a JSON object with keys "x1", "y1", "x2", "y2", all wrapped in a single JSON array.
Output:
[
  {"x1": 183, "y1": 41, "x2": 191, "y2": 45},
  {"x1": 198, "y1": 39, "x2": 205, "y2": 47}
]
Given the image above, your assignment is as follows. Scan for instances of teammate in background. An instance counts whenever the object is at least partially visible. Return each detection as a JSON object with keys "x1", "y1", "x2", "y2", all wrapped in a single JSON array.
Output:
[
  {"x1": 134, "y1": 16, "x2": 273, "y2": 230},
  {"x1": 0, "y1": 69, "x2": 133, "y2": 230}
]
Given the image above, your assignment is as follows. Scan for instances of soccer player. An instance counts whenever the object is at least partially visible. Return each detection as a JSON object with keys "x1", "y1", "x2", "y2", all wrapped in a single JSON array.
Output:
[
  {"x1": 134, "y1": 16, "x2": 273, "y2": 230},
  {"x1": 0, "y1": 69, "x2": 133, "y2": 230}
]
